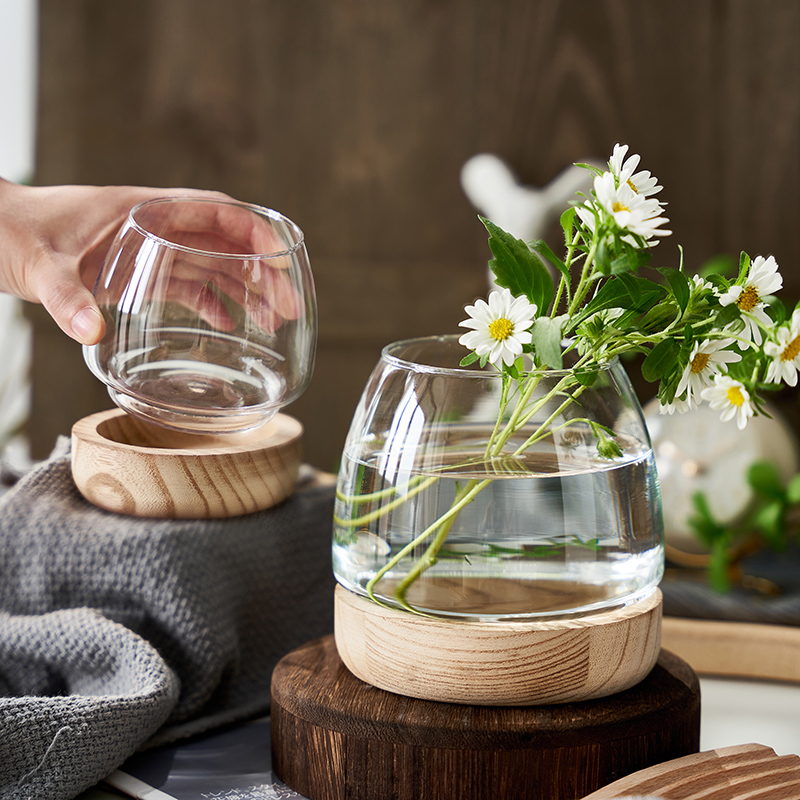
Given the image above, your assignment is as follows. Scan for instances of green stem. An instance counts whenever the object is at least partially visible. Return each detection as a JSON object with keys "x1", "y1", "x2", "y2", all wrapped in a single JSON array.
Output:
[
  {"x1": 567, "y1": 239, "x2": 598, "y2": 318},
  {"x1": 365, "y1": 477, "x2": 491, "y2": 609},
  {"x1": 334, "y1": 475, "x2": 439, "y2": 528},
  {"x1": 335, "y1": 473, "x2": 428, "y2": 506}
]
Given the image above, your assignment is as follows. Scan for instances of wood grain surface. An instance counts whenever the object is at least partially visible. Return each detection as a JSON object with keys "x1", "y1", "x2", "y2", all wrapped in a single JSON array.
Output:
[
  {"x1": 71, "y1": 408, "x2": 302, "y2": 518},
  {"x1": 580, "y1": 742, "x2": 800, "y2": 799},
  {"x1": 270, "y1": 635, "x2": 700, "y2": 800},
  {"x1": 334, "y1": 584, "x2": 663, "y2": 705},
  {"x1": 31, "y1": 1, "x2": 800, "y2": 468},
  {"x1": 662, "y1": 616, "x2": 800, "y2": 684}
]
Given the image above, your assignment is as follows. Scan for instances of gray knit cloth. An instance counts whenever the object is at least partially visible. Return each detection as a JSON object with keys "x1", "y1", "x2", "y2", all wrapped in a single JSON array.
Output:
[{"x1": 0, "y1": 445, "x2": 336, "y2": 800}]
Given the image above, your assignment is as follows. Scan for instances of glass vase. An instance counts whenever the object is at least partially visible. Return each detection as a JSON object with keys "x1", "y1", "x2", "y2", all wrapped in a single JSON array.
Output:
[
  {"x1": 333, "y1": 335, "x2": 664, "y2": 622},
  {"x1": 83, "y1": 198, "x2": 316, "y2": 435}
]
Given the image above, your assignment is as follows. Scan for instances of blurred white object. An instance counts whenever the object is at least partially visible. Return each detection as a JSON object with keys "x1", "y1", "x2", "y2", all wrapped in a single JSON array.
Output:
[
  {"x1": 645, "y1": 398, "x2": 799, "y2": 552},
  {"x1": 0, "y1": 0, "x2": 36, "y2": 467},
  {"x1": 460, "y1": 153, "x2": 598, "y2": 289},
  {"x1": 0, "y1": 0, "x2": 37, "y2": 182}
]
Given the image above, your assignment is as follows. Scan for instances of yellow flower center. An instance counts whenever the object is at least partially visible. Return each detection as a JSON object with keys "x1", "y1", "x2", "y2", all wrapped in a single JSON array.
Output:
[
  {"x1": 736, "y1": 285, "x2": 760, "y2": 312},
  {"x1": 782, "y1": 335, "x2": 800, "y2": 362},
  {"x1": 690, "y1": 352, "x2": 710, "y2": 374},
  {"x1": 726, "y1": 385, "x2": 745, "y2": 407},
  {"x1": 612, "y1": 201, "x2": 630, "y2": 213},
  {"x1": 488, "y1": 317, "x2": 514, "y2": 341},
  {"x1": 627, "y1": 179, "x2": 638, "y2": 193}
]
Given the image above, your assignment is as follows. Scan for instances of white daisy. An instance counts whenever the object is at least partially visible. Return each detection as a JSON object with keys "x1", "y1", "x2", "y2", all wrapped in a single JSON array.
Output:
[
  {"x1": 675, "y1": 338, "x2": 742, "y2": 405},
  {"x1": 593, "y1": 172, "x2": 672, "y2": 244},
  {"x1": 690, "y1": 273, "x2": 716, "y2": 294},
  {"x1": 608, "y1": 143, "x2": 663, "y2": 198},
  {"x1": 458, "y1": 288, "x2": 537, "y2": 367},
  {"x1": 659, "y1": 394, "x2": 691, "y2": 415},
  {"x1": 700, "y1": 374, "x2": 754, "y2": 430},
  {"x1": 765, "y1": 308, "x2": 800, "y2": 387},
  {"x1": 718, "y1": 255, "x2": 783, "y2": 346}
]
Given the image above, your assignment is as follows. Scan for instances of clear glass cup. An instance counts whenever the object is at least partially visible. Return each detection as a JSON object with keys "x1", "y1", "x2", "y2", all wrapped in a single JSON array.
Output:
[
  {"x1": 333, "y1": 335, "x2": 664, "y2": 621},
  {"x1": 84, "y1": 198, "x2": 316, "y2": 434}
]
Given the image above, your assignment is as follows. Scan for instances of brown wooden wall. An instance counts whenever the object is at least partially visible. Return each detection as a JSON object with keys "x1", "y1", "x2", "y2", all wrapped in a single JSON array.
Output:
[{"x1": 31, "y1": 0, "x2": 800, "y2": 468}]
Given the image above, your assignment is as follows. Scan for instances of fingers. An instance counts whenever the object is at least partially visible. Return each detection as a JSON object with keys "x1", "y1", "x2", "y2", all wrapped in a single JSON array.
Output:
[
  {"x1": 160, "y1": 257, "x2": 305, "y2": 325},
  {"x1": 129, "y1": 198, "x2": 296, "y2": 260},
  {"x1": 161, "y1": 265, "x2": 303, "y2": 334},
  {"x1": 35, "y1": 270, "x2": 106, "y2": 345}
]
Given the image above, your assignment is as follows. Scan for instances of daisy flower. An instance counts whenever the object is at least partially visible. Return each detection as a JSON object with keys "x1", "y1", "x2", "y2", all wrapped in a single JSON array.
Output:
[
  {"x1": 458, "y1": 288, "x2": 537, "y2": 367},
  {"x1": 675, "y1": 338, "x2": 742, "y2": 405},
  {"x1": 593, "y1": 171, "x2": 672, "y2": 244},
  {"x1": 608, "y1": 143, "x2": 662, "y2": 198},
  {"x1": 765, "y1": 308, "x2": 800, "y2": 387},
  {"x1": 690, "y1": 273, "x2": 716, "y2": 294},
  {"x1": 718, "y1": 255, "x2": 783, "y2": 346},
  {"x1": 700, "y1": 374, "x2": 754, "y2": 430},
  {"x1": 659, "y1": 394, "x2": 691, "y2": 415}
]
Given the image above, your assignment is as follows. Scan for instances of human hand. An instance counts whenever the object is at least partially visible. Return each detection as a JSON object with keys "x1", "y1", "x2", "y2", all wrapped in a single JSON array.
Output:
[{"x1": 0, "y1": 180, "x2": 302, "y2": 345}]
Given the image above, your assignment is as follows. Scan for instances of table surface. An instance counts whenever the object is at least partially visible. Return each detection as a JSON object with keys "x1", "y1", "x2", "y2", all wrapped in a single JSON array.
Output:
[{"x1": 699, "y1": 676, "x2": 800, "y2": 756}]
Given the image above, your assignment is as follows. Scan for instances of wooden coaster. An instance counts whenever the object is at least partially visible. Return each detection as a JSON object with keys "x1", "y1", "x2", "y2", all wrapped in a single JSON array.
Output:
[
  {"x1": 71, "y1": 408, "x2": 302, "y2": 518},
  {"x1": 270, "y1": 635, "x2": 700, "y2": 800},
  {"x1": 334, "y1": 584, "x2": 662, "y2": 705}
]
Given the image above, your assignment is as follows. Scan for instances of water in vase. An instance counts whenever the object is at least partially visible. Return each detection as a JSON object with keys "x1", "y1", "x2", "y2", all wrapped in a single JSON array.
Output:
[{"x1": 333, "y1": 434, "x2": 664, "y2": 621}]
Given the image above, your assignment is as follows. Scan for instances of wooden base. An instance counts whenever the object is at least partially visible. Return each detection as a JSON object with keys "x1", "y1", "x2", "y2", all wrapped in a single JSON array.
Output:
[
  {"x1": 270, "y1": 635, "x2": 700, "y2": 800},
  {"x1": 334, "y1": 584, "x2": 662, "y2": 705},
  {"x1": 71, "y1": 408, "x2": 302, "y2": 518}
]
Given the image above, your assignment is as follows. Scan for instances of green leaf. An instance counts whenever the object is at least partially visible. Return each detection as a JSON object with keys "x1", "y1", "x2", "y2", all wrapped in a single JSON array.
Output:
[
  {"x1": 786, "y1": 473, "x2": 800, "y2": 505},
  {"x1": 616, "y1": 272, "x2": 642, "y2": 304},
  {"x1": 480, "y1": 217, "x2": 554, "y2": 313},
  {"x1": 531, "y1": 316, "x2": 563, "y2": 369},
  {"x1": 571, "y1": 278, "x2": 632, "y2": 326},
  {"x1": 575, "y1": 368, "x2": 599, "y2": 387},
  {"x1": 704, "y1": 273, "x2": 730, "y2": 292},
  {"x1": 640, "y1": 302, "x2": 679, "y2": 334},
  {"x1": 753, "y1": 500, "x2": 785, "y2": 549},
  {"x1": 560, "y1": 206, "x2": 577, "y2": 245},
  {"x1": 708, "y1": 537, "x2": 732, "y2": 593},
  {"x1": 574, "y1": 161, "x2": 604, "y2": 176},
  {"x1": 688, "y1": 492, "x2": 727, "y2": 548},
  {"x1": 737, "y1": 251, "x2": 751, "y2": 284},
  {"x1": 715, "y1": 303, "x2": 741, "y2": 329},
  {"x1": 611, "y1": 245, "x2": 651, "y2": 275},
  {"x1": 529, "y1": 239, "x2": 570, "y2": 286},
  {"x1": 594, "y1": 237, "x2": 612, "y2": 276},
  {"x1": 657, "y1": 267, "x2": 691, "y2": 313},
  {"x1": 641, "y1": 338, "x2": 681, "y2": 382},
  {"x1": 764, "y1": 295, "x2": 787, "y2": 325},
  {"x1": 747, "y1": 460, "x2": 784, "y2": 499},
  {"x1": 459, "y1": 351, "x2": 480, "y2": 367}
]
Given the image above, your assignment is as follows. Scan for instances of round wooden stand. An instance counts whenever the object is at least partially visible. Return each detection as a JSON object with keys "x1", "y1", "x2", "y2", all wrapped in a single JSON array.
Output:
[
  {"x1": 271, "y1": 635, "x2": 700, "y2": 800},
  {"x1": 334, "y1": 584, "x2": 662, "y2": 705},
  {"x1": 71, "y1": 408, "x2": 303, "y2": 518}
]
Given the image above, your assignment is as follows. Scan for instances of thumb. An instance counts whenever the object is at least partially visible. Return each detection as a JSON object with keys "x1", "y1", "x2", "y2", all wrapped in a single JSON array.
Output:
[{"x1": 37, "y1": 274, "x2": 106, "y2": 345}]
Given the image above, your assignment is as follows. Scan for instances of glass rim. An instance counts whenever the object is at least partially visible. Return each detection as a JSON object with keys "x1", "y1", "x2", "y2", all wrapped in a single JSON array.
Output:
[
  {"x1": 127, "y1": 196, "x2": 306, "y2": 260},
  {"x1": 381, "y1": 334, "x2": 620, "y2": 377}
]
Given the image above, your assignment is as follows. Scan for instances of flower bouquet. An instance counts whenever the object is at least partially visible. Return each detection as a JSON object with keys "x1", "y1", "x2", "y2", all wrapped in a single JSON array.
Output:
[{"x1": 333, "y1": 144, "x2": 799, "y2": 620}]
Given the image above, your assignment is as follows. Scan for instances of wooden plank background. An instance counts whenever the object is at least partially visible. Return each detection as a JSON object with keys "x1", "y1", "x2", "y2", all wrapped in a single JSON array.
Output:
[{"x1": 30, "y1": 0, "x2": 800, "y2": 469}]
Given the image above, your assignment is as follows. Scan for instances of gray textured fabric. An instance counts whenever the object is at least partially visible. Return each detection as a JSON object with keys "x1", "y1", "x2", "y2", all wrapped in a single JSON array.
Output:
[{"x1": 0, "y1": 447, "x2": 336, "y2": 800}]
